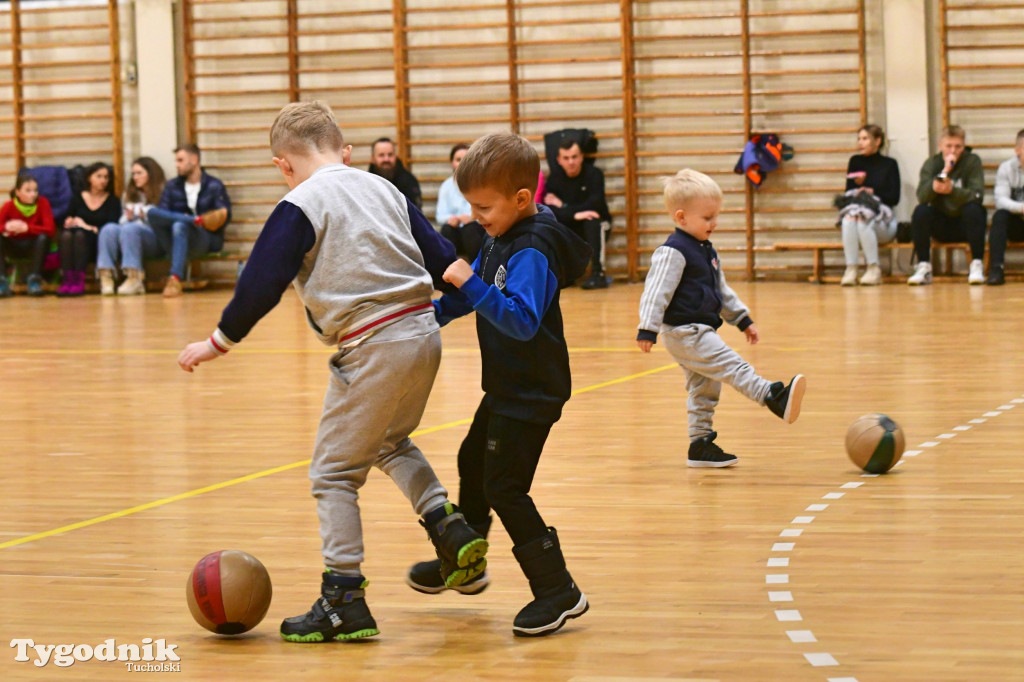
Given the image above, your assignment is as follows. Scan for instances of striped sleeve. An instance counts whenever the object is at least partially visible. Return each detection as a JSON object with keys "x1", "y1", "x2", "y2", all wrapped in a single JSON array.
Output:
[{"x1": 637, "y1": 246, "x2": 685, "y2": 343}]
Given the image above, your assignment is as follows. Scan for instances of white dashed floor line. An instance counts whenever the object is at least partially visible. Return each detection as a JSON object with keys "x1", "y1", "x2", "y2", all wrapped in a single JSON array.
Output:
[{"x1": 768, "y1": 393, "x2": 1024, "y2": 681}]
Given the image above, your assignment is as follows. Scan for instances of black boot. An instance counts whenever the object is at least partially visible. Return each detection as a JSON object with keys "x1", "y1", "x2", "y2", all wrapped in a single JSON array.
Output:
[
  {"x1": 764, "y1": 374, "x2": 806, "y2": 424},
  {"x1": 688, "y1": 431, "x2": 738, "y2": 468},
  {"x1": 420, "y1": 503, "x2": 488, "y2": 589},
  {"x1": 511, "y1": 528, "x2": 588, "y2": 637},
  {"x1": 280, "y1": 572, "x2": 379, "y2": 643},
  {"x1": 407, "y1": 517, "x2": 492, "y2": 595},
  {"x1": 987, "y1": 265, "x2": 1005, "y2": 285}
]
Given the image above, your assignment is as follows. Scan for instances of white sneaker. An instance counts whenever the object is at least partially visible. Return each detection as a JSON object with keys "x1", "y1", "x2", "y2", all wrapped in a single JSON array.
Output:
[
  {"x1": 840, "y1": 266, "x2": 858, "y2": 287},
  {"x1": 98, "y1": 269, "x2": 115, "y2": 296},
  {"x1": 968, "y1": 259, "x2": 985, "y2": 285},
  {"x1": 859, "y1": 264, "x2": 882, "y2": 286},
  {"x1": 908, "y1": 261, "x2": 932, "y2": 286}
]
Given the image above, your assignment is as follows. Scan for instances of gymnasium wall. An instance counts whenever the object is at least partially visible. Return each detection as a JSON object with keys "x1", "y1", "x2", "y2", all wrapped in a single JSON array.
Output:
[{"x1": 2, "y1": 0, "x2": 1022, "y2": 282}]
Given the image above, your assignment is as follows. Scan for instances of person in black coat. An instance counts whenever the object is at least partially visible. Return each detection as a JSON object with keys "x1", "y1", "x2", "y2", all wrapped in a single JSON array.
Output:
[
  {"x1": 543, "y1": 138, "x2": 611, "y2": 289},
  {"x1": 368, "y1": 137, "x2": 422, "y2": 209}
]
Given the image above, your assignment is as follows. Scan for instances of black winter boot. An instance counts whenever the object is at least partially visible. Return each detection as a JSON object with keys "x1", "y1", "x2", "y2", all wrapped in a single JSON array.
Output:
[
  {"x1": 511, "y1": 527, "x2": 588, "y2": 637},
  {"x1": 280, "y1": 572, "x2": 379, "y2": 642},
  {"x1": 420, "y1": 503, "x2": 488, "y2": 588},
  {"x1": 407, "y1": 517, "x2": 492, "y2": 595}
]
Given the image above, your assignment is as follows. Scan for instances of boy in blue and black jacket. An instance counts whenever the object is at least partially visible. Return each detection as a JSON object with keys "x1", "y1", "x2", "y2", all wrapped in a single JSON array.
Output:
[{"x1": 405, "y1": 132, "x2": 592, "y2": 638}]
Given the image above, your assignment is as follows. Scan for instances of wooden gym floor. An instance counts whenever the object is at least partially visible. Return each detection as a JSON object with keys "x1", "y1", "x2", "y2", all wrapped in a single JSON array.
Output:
[{"x1": 1, "y1": 281, "x2": 1022, "y2": 681}]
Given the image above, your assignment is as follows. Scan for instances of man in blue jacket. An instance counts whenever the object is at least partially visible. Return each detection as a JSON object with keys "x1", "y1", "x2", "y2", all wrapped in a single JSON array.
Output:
[{"x1": 148, "y1": 144, "x2": 231, "y2": 297}]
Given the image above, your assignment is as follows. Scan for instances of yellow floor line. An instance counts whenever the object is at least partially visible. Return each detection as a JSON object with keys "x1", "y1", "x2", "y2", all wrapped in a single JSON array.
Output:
[{"x1": 0, "y1": 363, "x2": 676, "y2": 551}]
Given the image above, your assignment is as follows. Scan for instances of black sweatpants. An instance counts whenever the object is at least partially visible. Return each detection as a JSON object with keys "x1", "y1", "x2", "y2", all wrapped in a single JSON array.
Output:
[
  {"x1": 0, "y1": 233, "x2": 49, "y2": 276},
  {"x1": 563, "y1": 217, "x2": 603, "y2": 274},
  {"x1": 911, "y1": 202, "x2": 987, "y2": 262},
  {"x1": 456, "y1": 399, "x2": 553, "y2": 547},
  {"x1": 988, "y1": 209, "x2": 1024, "y2": 268},
  {"x1": 440, "y1": 221, "x2": 485, "y2": 264}
]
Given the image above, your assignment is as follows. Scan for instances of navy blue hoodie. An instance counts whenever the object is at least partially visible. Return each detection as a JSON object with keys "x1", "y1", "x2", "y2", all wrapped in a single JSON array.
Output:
[{"x1": 435, "y1": 205, "x2": 591, "y2": 424}]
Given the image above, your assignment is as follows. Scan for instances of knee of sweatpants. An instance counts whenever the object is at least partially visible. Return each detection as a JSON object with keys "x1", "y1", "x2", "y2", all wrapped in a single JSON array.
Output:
[
  {"x1": 911, "y1": 204, "x2": 935, "y2": 228},
  {"x1": 961, "y1": 202, "x2": 986, "y2": 226},
  {"x1": 483, "y1": 475, "x2": 524, "y2": 515}
]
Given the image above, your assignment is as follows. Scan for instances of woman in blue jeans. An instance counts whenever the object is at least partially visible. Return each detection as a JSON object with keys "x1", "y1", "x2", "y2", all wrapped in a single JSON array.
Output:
[{"x1": 96, "y1": 157, "x2": 166, "y2": 295}]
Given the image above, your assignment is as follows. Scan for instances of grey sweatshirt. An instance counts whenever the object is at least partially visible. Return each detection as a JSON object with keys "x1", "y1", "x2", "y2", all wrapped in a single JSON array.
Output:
[{"x1": 995, "y1": 156, "x2": 1024, "y2": 215}]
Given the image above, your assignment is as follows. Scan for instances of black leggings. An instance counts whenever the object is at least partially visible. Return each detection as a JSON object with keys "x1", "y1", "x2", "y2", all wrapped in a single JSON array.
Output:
[
  {"x1": 440, "y1": 221, "x2": 485, "y2": 263},
  {"x1": 456, "y1": 400, "x2": 552, "y2": 546},
  {"x1": 0, "y1": 233, "x2": 49, "y2": 276},
  {"x1": 59, "y1": 227, "x2": 98, "y2": 272}
]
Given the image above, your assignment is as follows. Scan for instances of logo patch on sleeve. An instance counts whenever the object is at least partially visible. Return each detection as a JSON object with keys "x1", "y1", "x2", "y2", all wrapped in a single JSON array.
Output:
[{"x1": 495, "y1": 265, "x2": 507, "y2": 290}]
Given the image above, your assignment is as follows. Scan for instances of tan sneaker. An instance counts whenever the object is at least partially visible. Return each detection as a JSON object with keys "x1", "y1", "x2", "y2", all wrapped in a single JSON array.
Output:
[
  {"x1": 840, "y1": 265, "x2": 858, "y2": 287},
  {"x1": 162, "y1": 275, "x2": 183, "y2": 298},
  {"x1": 859, "y1": 264, "x2": 882, "y2": 286},
  {"x1": 198, "y1": 207, "x2": 228, "y2": 233},
  {"x1": 99, "y1": 269, "x2": 116, "y2": 295},
  {"x1": 117, "y1": 269, "x2": 146, "y2": 295}
]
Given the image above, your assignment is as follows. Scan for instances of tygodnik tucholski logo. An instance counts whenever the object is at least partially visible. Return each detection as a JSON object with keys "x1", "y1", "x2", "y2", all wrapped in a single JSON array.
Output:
[{"x1": 11, "y1": 638, "x2": 181, "y2": 671}]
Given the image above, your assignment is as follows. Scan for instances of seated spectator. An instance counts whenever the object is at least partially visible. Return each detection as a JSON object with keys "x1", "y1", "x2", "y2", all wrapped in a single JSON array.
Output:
[
  {"x1": 368, "y1": 137, "x2": 422, "y2": 208},
  {"x1": 148, "y1": 144, "x2": 231, "y2": 297},
  {"x1": 986, "y1": 128, "x2": 1024, "y2": 285},
  {"x1": 836, "y1": 125, "x2": 901, "y2": 286},
  {"x1": 436, "y1": 143, "x2": 484, "y2": 262},
  {"x1": 96, "y1": 156, "x2": 168, "y2": 295},
  {"x1": 0, "y1": 171, "x2": 55, "y2": 297},
  {"x1": 59, "y1": 162, "x2": 121, "y2": 296},
  {"x1": 908, "y1": 125, "x2": 986, "y2": 285},
  {"x1": 543, "y1": 138, "x2": 612, "y2": 289}
]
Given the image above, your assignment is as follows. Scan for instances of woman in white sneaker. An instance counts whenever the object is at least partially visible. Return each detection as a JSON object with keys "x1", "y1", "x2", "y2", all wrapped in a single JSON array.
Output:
[
  {"x1": 95, "y1": 157, "x2": 167, "y2": 295},
  {"x1": 837, "y1": 125, "x2": 900, "y2": 286}
]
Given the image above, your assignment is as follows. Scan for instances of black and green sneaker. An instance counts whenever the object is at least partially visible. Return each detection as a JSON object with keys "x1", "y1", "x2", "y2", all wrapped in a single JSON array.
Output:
[
  {"x1": 406, "y1": 558, "x2": 491, "y2": 595},
  {"x1": 420, "y1": 503, "x2": 488, "y2": 588},
  {"x1": 280, "y1": 572, "x2": 380, "y2": 643}
]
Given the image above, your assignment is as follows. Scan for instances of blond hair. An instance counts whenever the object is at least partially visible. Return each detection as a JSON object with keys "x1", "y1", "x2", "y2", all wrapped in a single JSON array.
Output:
[
  {"x1": 456, "y1": 132, "x2": 539, "y2": 198},
  {"x1": 270, "y1": 101, "x2": 344, "y2": 156},
  {"x1": 663, "y1": 169, "x2": 723, "y2": 212},
  {"x1": 941, "y1": 125, "x2": 966, "y2": 141}
]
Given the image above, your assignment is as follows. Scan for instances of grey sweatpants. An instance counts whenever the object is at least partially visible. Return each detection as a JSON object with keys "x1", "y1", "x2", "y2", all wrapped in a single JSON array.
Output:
[
  {"x1": 661, "y1": 323, "x2": 773, "y2": 441},
  {"x1": 311, "y1": 312, "x2": 449, "y2": 575}
]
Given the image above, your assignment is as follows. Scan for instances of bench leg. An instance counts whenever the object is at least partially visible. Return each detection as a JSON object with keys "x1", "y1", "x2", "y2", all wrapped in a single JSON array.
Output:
[{"x1": 813, "y1": 249, "x2": 823, "y2": 283}]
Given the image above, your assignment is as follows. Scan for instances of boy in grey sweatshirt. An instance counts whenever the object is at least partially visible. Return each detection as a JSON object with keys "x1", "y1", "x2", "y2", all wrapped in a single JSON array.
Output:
[
  {"x1": 986, "y1": 129, "x2": 1024, "y2": 285},
  {"x1": 177, "y1": 101, "x2": 487, "y2": 643}
]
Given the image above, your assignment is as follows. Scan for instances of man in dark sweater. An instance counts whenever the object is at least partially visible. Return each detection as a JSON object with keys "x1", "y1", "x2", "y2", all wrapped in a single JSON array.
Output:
[
  {"x1": 908, "y1": 125, "x2": 986, "y2": 285},
  {"x1": 368, "y1": 137, "x2": 422, "y2": 209},
  {"x1": 543, "y1": 139, "x2": 611, "y2": 289}
]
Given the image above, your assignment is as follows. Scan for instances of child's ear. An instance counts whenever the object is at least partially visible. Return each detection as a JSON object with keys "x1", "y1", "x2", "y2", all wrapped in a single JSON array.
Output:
[
  {"x1": 674, "y1": 208, "x2": 686, "y2": 224},
  {"x1": 515, "y1": 188, "x2": 533, "y2": 209},
  {"x1": 272, "y1": 156, "x2": 293, "y2": 178}
]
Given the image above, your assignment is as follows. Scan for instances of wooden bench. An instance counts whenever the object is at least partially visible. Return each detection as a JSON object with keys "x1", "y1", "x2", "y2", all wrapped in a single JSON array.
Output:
[{"x1": 772, "y1": 241, "x2": 1024, "y2": 283}]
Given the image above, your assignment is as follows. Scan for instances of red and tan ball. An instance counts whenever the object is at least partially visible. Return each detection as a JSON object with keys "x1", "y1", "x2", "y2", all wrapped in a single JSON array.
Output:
[
  {"x1": 845, "y1": 413, "x2": 905, "y2": 474},
  {"x1": 186, "y1": 550, "x2": 272, "y2": 635}
]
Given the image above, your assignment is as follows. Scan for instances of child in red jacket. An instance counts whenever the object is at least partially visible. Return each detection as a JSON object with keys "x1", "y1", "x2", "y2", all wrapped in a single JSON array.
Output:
[{"x1": 0, "y1": 171, "x2": 55, "y2": 296}]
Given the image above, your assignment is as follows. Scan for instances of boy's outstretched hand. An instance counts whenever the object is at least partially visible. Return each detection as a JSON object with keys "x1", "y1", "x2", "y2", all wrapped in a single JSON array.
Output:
[
  {"x1": 178, "y1": 341, "x2": 219, "y2": 373},
  {"x1": 744, "y1": 324, "x2": 760, "y2": 344},
  {"x1": 636, "y1": 339, "x2": 653, "y2": 353},
  {"x1": 443, "y1": 259, "x2": 474, "y2": 288}
]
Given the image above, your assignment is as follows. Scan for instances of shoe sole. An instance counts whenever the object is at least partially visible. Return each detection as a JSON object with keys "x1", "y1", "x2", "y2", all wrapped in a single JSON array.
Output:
[
  {"x1": 512, "y1": 593, "x2": 589, "y2": 637},
  {"x1": 406, "y1": 570, "x2": 491, "y2": 595},
  {"x1": 687, "y1": 458, "x2": 738, "y2": 468},
  {"x1": 280, "y1": 627, "x2": 380, "y2": 643},
  {"x1": 783, "y1": 374, "x2": 806, "y2": 424},
  {"x1": 444, "y1": 538, "x2": 489, "y2": 588}
]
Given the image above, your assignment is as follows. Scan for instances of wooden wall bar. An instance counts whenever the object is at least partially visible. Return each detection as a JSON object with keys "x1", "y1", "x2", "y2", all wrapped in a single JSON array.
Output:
[
  {"x1": 179, "y1": 1, "x2": 893, "y2": 281},
  {"x1": 0, "y1": 0, "x2": 123, "y2": 192}
]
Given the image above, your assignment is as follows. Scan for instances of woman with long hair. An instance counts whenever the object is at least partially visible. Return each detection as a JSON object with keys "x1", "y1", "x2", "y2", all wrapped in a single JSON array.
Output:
[{"x1": 95, "y1": 157, "x2": 167, "y2": 295}]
